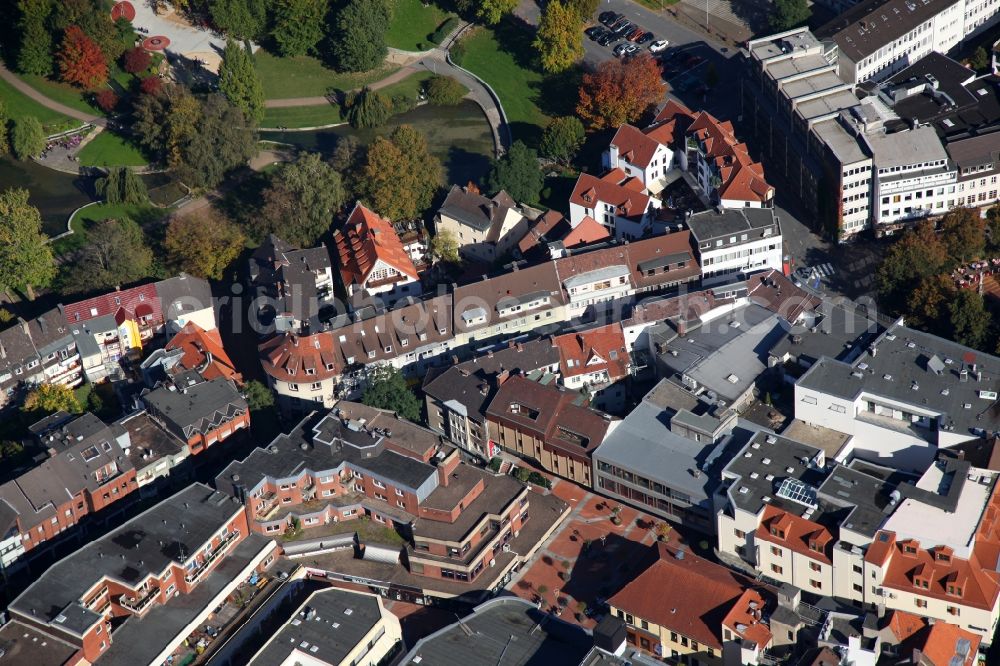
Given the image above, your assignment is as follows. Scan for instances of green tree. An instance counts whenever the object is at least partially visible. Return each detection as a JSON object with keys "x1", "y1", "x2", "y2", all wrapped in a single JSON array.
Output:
[
  {"x1": 949, "y1": 289, "x2": 991, "y2": 350},
  {"x1": 243, "y1": 379, "x2": 275, "y2": 411},
  {"x1": 165, "y1": 208, "x2": 246, "y2": 279},
  {"x1": 255, "y1": 152, "x2": 346, "y2": 245},
  {"x1": 329, "y1": 135, "x2": 365, "y2": 198},
  {"x1": 0, "y1": 101, "x2": 10, "y2": 156},
  {"x1": 0, "y1": 188, "x2": 56, "y2": 300},
  {"x1": 271, "y1": 0, "x2": 328, "y2": 56},
  {"x1": 362, "y1": 364, "x2": 421, "y2": 421},
  {"x1": 360, "y1": 125, "x2": 442, "y2": 220},
  {"x1": 22, "y1": 383, "x2": 82, "y2": 416},
  {"x1": 173, "y1": 94, "x2": 258, "y2": 189},
  {"x1": 485, "y1": 141, "x2": 544, "y2": 204},
  {"x1": 16, "y1": 0, "x2": 53, "y2": 76},
  {"x1": 331, "y1": 0, "x2": 391, "y2": 73},
  {"x1": 0, "y1": 439, "x2": 25, "y2": 461},
  {"x1": 877, "y1": 220, "x2": 949, "y2": 313},
  {"x1": 345, "y1": 87, "x2": 392, "y2": 129},
  {"x1": 425, "y1": 75, "x2": 466, "y2": 106},
  {"x1": 11, "y1": 117, "x2": 45, "y2": 159},
  {"x1": 219, "y1": 39, "x2": 265, "y2": 122},
  {"x1": 906, "y1": 274, "x2": 955, "y2": 334},
  {"x1": 430, "y1": 229, "x2": 460, "y2": 264},
  {"x1": 987, "y1": 204, "x2": 1000, "y2": 253},
  {"x1": 942, "y1": 207, "x2": 985, "y2": 265},
  {"x1": 534, "y1": 0, "x2": 583, "y2": 74},
  {"x1": 971, "y1": 46, "x2": 990, "y2": 71},
  {"x1": 210, "y1": 0, "x2": 269, "y2": 41},
  {"x1": 564, "y1": 0, "x2": 599, "y2": 21},
  {"x1": 770, "y1": 0, "x2": 810, "y2": 31},
  {"x1": 96, "y1": 167, "x2": 149, "y2": 205},
  {"x1": 133, "y1": 83, "x2": 202, "y2": 167},
  {"x1": 462, "y1": 0, "x2": 517, "y2": 25},
  {"x1": 539, "y1": 116, "x2": 584, "y2": 164},
  {"x1": 66, "y1": 217, "x2": 154, "y2": 292}
]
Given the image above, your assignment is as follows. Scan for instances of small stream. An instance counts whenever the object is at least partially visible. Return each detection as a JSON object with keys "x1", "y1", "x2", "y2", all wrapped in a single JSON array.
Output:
[{"x1": 0, "y1": 156, "x2": 96, "y2": 237}]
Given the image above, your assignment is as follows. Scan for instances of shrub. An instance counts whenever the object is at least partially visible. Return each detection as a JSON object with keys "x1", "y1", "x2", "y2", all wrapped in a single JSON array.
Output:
[
  {"x1": 449, "y1": 38, "x2": 467, "y2": 66},
  {"x1": 426, "y1": 75, "x2": 466, "y2": 106},
  {"x1": 390, "y1": 93, "x2": 416, "y2": 115},
  {"x1": 139, "y1": 75, "x2": 163, "y2": 96},
  {"x1": 527, "y1": 471, "x2": 551, "y2": 488},
  {"x1": 122, "y1": 46, "x2": 152, "y2": 74},
  {"x1": 11, "y1": 117, "x2": 45, "y2": 159},
  {"x1": 487, "y1": 457, "x2": 503, "y2": 472},
  {"x1": 344, "y1": 87, "x2": 392, "y2": 128}
]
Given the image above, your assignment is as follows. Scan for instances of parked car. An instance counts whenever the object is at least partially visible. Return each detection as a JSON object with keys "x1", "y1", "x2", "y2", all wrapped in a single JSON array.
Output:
[
  {"x1": 597, "y1": 32, "x2": 617, "y2": 46},
  {"x1": 623, "y1": 44, "x2": 640, "y2": 57},
  {"x1": 613, "y1": 42, "x2": 631, "y2": 57},
  {"x1": 585, "y1": 25, "x2": 606, "y2": 40},
  {"x1": 626, "y1": 27, "x2": 644, "y2": 41},
  {"x1": 611, "y1": 19, "x2": 632, "y2": 34},
  {"x1": 599, "y1": 11, "x2": 621, "y2": 25},
  {"x1": 638, "y1": 32, "x2": 656, "y2": 45},
  {"x1": 649, "y1": 39, "x2": 670, "y2": 52}
]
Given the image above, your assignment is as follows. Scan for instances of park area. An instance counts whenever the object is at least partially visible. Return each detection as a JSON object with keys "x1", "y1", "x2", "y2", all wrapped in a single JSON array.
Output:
[{"x1": 386, "y1": 0, "x2": 459, "y2": 51}]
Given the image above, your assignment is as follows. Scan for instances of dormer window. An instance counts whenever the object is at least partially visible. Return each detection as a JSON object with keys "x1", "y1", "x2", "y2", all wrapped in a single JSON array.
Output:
[
  {"x1": 947, "y1": 584, "x2": 963, "y2": 597},
  {"x1": 809, "y1": 540, "x2": 821, "y2": 552},
  {"x1": 305, "y1": 368, "x2": 316, "y2": 375},
  {"x1": 770, "y1": 526, "x2": 785, "y2": 539},
  {"x1": 903, "y1": 544, "x2": 917, "y2": 554}
]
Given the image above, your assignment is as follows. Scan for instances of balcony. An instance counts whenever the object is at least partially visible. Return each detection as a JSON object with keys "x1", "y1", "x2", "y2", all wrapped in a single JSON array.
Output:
[
  {"x1": 255, "y1": 493, "x2": 278, "y2": 520},
  {"x1": 118, "y1": 586, "x2": 159, "y2": 614},
  {"x1": 184, "y1": 531, "x2": 240, "y2": 584}
]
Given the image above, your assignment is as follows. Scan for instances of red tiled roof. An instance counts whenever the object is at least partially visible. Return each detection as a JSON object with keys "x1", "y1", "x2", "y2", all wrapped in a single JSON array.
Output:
[
  {"x1": 653, "y1": 98, "x2": 695, "y2": 125},
  {"x1": 746, "y1": 270, "x2": 821, "y2": 323},
  {"x1": 333, "y1": 203, "x2": 418, "y2": 289},
  {"x1": 569, "y1": 171, "x2": 652, "y2": 223},
  {"x1": 518, "y1": 210, "x2": 569, "y2": 255},
  {"x1": 62, "y1": 283, "x2": 162, "y2": 327},
  {"x1": 755, "y1": 505, "x2": 833, "y2": 564},
  {"x1": 259, "y1": 332, "x2": 340, "y2": 383},
  {"x1": 165, "y1": 323, "x2": 241, "y2": 383},
  {"x1": 721, "y1": 588, "x2": 773, "y2": 650},
  {"x1": 886, "y1": 610, "x2": 928, "y2": 644},
  {"x1": 609, "y1": 124, "x2": 665, "y2": 169},
  {"x1": 919, "y1": 621, "x2": 981, "y2": 666},
  {"x1": 609, "y1": 542, "x2": 772, "y2": 651},
  {"x1": 685, "y1": 111, "x2": 774, "y2": 204},
  {"x1": 561, "y1": 216, "x2": 611, "y2": 248},
  {"x1": 553, "y1": 324, "x2": 629, "y2": 381}
]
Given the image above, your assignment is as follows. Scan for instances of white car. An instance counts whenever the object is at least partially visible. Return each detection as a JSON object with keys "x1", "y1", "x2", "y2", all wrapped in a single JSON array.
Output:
[{"x1": 649, "y1": 39, "x2": 670, "y2": 53}]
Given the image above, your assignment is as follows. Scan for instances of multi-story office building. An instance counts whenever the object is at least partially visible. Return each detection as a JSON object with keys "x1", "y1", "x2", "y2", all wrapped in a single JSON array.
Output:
[{"x1": 686, "y1": 208, "x2": 783, "y2": 284}]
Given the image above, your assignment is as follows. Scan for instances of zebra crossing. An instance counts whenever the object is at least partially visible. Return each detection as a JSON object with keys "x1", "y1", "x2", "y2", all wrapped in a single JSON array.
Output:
[{"x1": 810, "y1": 263, "x2": 835, "y2": 279}]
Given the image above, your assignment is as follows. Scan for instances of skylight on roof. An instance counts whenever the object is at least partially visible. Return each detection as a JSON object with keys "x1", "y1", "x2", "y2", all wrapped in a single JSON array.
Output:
[{"x1": 776, "y1": 478, "x2": 818, "y2": 509}]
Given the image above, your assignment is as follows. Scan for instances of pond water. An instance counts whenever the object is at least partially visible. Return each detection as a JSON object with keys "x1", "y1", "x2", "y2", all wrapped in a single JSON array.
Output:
[
  {"x1": 0, "y1": 156, "x2": 95, "y2": 237},
  {"x1": 260, "y1": 101, "x2": 495, "y2": 186}
]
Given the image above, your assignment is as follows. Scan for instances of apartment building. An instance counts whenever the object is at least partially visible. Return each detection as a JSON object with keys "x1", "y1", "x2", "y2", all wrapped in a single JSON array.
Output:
[
  {"x1": 161, "y1": 322, "x2": 242, "y2": 384},
  {"x1": 553, "y1": 324, "x2": 631, "y2": 394},
  {"x1": 435, "y1": 185, "x2": 537, "y2": 263},
  {"x1": 2, "y1": 483, "x2": 277, "y2": 666},
  {"x1": 686, "y1": 208, "x2": 782, "y2": 284},
  {"x1": 608, "y1": 541, "x2": 775, "y2": 666},
  {"x1": 244, "y1": 588, "x2": 402, "y2": 666},
  {"x1": 141, "y1": 373, "x2": 249, "y2": 455},
  {"x1": 486, "y1": 375, "x2": 612, "y2": 485},
  {"x1": 569, "y1": 169, "x2": 664, "y2": 240},
  {"x1": 216, "y1": 402, "x2": 568, "y2": 588},
  {"x1": 0, "y1": 412, "x2": 138, "y2": 568},
  {"x1": 423, "y1": 339, "x2": 561, "y2": 458},
  {"x1": 248, "y1": 234, "x2": 334, "y2": 334},
  {"x1": 259, "y1": 331, "x2": 341, "y2": 414},
  {"x1": 117, "y1": 410, "x2": 191, "y2": 493},
  {"x1": 0, "y1": 309, "x2": 81, "y2": 410},
  {"x1": 603, "y1": 122, "x2": 678, "y2": 194},
  {"x1": 794, "y1": 318, "x2": 1000, "y2": 472},
  {"x1": 333, "y1": 203, "x2": 422, "y2": 304}
]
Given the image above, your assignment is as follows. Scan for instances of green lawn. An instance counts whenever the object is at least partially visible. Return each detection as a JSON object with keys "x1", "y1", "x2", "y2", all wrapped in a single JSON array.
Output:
[
  {"x1": 386, "y1": 0, "x2": 456, "y2": 51},
  {"x1": 261, "y1": 103, "x2": 343, "y2": 129},
  {"x1": 255, "y1": 50, "x2": 399, "y2": 99},
  {"x1": 0, "y1": 76, "x2": 73, "y2": 131},
  {"x1": 379, "y1": 71, "x2": 439, "y2": 101},
  {"x1": 54, "y1": 202, "x2": 167, "y2": 255},
  {"x1": 458, "y1": 26, "x2": 550, "y2": 137},
  {"x1": 19, "y1": 74, "x2": 102, "y2": 115},
  {"x1": 77, "y1": 129, "x2": 152, "y2": 167}
]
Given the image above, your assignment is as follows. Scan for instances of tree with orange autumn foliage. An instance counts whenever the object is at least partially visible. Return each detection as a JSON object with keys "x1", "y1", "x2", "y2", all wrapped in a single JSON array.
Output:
[
  {"x1": 576, "y1": 54, "x2": 665, "y2": 130},
  {"x1": 58, "y1": 25, "x2": 107, "y2": 89}
]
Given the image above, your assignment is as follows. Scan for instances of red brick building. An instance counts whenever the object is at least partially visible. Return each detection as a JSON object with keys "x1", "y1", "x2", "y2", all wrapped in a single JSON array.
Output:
[{"x1": 2, "y1": 482, "x2": 278, "y2": 665}]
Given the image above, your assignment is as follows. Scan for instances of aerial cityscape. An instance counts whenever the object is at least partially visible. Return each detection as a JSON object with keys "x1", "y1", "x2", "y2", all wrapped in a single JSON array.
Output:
[{"x1": 0, "y1": 0, "x2": 999, "y2": 664}]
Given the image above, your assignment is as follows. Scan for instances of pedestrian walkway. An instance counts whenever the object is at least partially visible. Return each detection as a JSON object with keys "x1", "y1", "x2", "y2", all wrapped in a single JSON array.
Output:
[
  {"x1": 263, "y1": 65, "x2": 419, "y2": 108},
  {"x1": 0, "y1": 61, "x2": 105, "y2": 126}
]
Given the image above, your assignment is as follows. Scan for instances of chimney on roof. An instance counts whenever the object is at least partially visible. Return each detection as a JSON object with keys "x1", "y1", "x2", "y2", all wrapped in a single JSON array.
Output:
[
  {"x1": 516, "y1": 341, "x2": 523, "y2": 352},
  {"x1": 19, "y1": 318, "x2": 29, "y2": 335},
  {"x1": 496, "y1": 366, "x2": 510, "y2": 387},
  {"x1": 487, "y1": 350, "x2": 494, "y2": 358}
]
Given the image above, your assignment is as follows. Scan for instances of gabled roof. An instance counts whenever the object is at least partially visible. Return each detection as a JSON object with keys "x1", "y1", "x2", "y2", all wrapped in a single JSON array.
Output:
[
  {"x1": 885, "y1": 611, "x2": 980, "y2": 666},
  {"x1": 329, "y1": 295, "x2": 453, "y2": 367},
  {"x1": 569, "y1": 170, "x2": 653, "y2": 222},
  {"x1": 142, "y1": 376, "x2": 247, "y2": 439},
  {"x1": 452, "y1": 262, "x2": 564, "y2": 334},
  {"x1": 518, "y1": 210, "x2": 570, "y2": 256},
  {"x1": 437, "y1": 185, "x2": 520, "y2": 234},
  {"x1": 164, "y1": 323, "x2": 241, "y2": 383},
  {"x1": 553, "y1": 324, "x2": 629, "y2": 381},
  {"x1": 62, "y1": 283, "x2": 162, "y2": 326},
  {"x1": 755, "y1": 505, "x2": 833, "y2": 564},
  {"x1": 609, "y1": 124, "x2": 667, "y2": 169},
  {"x1": 609, "y1": 542, "x2": 772, "y2": 651},
  {"x1": 259, "y1": 332, "x2": 341, "y2": 382},
  {"x1": 334, "y1": 203, "x2": 418, "y2": 288},
  {"x1": 561, "y1": 216, "x2": 611, "y2": 248},
  {"x1": 685, "y1": 110, "x2": 773, "y2": 204}
]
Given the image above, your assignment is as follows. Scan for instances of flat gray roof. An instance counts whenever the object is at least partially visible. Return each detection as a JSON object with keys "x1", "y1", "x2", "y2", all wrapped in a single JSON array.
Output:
[
  {"x1": 401, "y1": 597, "x2": 594, "y2": 666},
  {"x1": 865, "y1": 125, "x2": 948, "y2": 168},
  {"x1": 248, "y1": 589, "x2": 384, "y2": 666}
]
